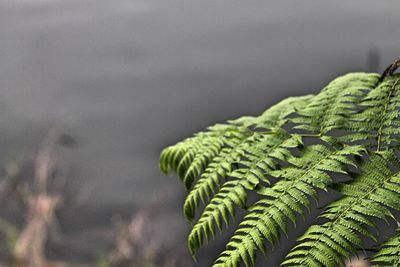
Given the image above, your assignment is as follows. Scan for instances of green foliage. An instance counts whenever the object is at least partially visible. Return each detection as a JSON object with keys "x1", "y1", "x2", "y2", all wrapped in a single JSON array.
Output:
[
  {"x1": 160, "y1": 60, "x2": 400, "y2": 266},
  {"x1": 371, "y1": 228, "x2": 400, "y2": 267},
  {"x1": 0, "y1": 218, "x2": 19, "y2": 254},
  {"x1": 283, "y1": 152, "x2": 400, "y2": 266}
]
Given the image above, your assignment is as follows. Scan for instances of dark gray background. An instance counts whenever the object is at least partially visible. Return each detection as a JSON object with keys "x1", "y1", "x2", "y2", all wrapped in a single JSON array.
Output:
[{"x1": 0, "y1": 0, "x2": 399, "y2": 265}]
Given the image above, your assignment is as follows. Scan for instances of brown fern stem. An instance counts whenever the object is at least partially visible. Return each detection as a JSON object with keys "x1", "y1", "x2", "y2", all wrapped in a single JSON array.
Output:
[{"x1": 378, "y1": 58, "x2": 400, "y2": 84}]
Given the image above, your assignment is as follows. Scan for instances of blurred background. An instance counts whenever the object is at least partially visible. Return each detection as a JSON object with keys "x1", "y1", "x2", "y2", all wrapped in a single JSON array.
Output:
[{"x1": 0, "y1": 0, "x2": 399, "y2": 266}]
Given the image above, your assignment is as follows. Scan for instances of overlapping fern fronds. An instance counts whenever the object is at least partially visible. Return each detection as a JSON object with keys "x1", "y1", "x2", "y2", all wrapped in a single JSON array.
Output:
[
  {"x1": 371, "y1": 228, "x2": 400, "y2": 266},
  {"x1": 160, "y1": 58, "x2": 400, "y2": 267}
]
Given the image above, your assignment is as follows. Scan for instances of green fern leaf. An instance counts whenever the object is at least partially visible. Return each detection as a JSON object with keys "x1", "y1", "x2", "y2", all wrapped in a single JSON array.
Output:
[
  {"x1": 371, "y1": 228, "x2": 400, "y2": 267},
  {"x1": 213, "y1": 143, "x2": 364, "y2": 267},
  {"x1": 160, "y1": 59, "x2": 400, "y2": 267},
  {"x1": 187, "y1": 130, "x2": 303, "y2": 257},
  {"x1": 283, "y1": 152, "x2": 400, "y2": 267},
  {"x1": 292, "y1": 73, "x2": 379, "y2": 134},
  {"x1": 344, "y1": 75, "x2": 400, "y2": 150},
  {"x1": 162, "y1": 95, "x2": 312, "y2": 223}
]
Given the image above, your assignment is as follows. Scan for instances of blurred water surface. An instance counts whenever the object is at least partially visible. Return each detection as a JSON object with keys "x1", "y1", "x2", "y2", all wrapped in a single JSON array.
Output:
[{"x1": 0, "y1": 0, "x2": 400, "y2": 265}]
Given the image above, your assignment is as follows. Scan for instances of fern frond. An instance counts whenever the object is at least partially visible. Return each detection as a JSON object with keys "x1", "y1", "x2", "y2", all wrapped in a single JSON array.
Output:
[
  {"x1": 160, "y1": 61, "x2": 400, "y2": 267},
  {"x1": 160, "y1": 123, "x2": 246, "y2": 181},
  {"x1": 187, "y1": 130, "x2": 303, "y2": 256},
  {"x1": 161, "y1": 95, "x2": 312, "y2": 223},
  {"x1": 161, "y1": 93, "x2": 314, "y2": 185},
  {"x1": 345, "y1": 74, "x2": 400, "y2": 150},
  {"x1": 371, "y1": 228, "x2": 400, "y2": 267},
  {"x1": 230, "y1": 95, "x2": 313, "y2": 129},
  {"x1": 183, "y1": 131, "x2": 255, "y2": 221},
  {"x1": 212, "y1": 143, "x2": 364, "y2": 267},
  {"x1": 283, "y1": 152, "x2": 400, "y2": 267},
  {"x1": 187, "y1": 179, "x2": 249, "y2": 259},
  {"x1": 292, "y1": 73, "x2": 379, "y2": 134}
]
